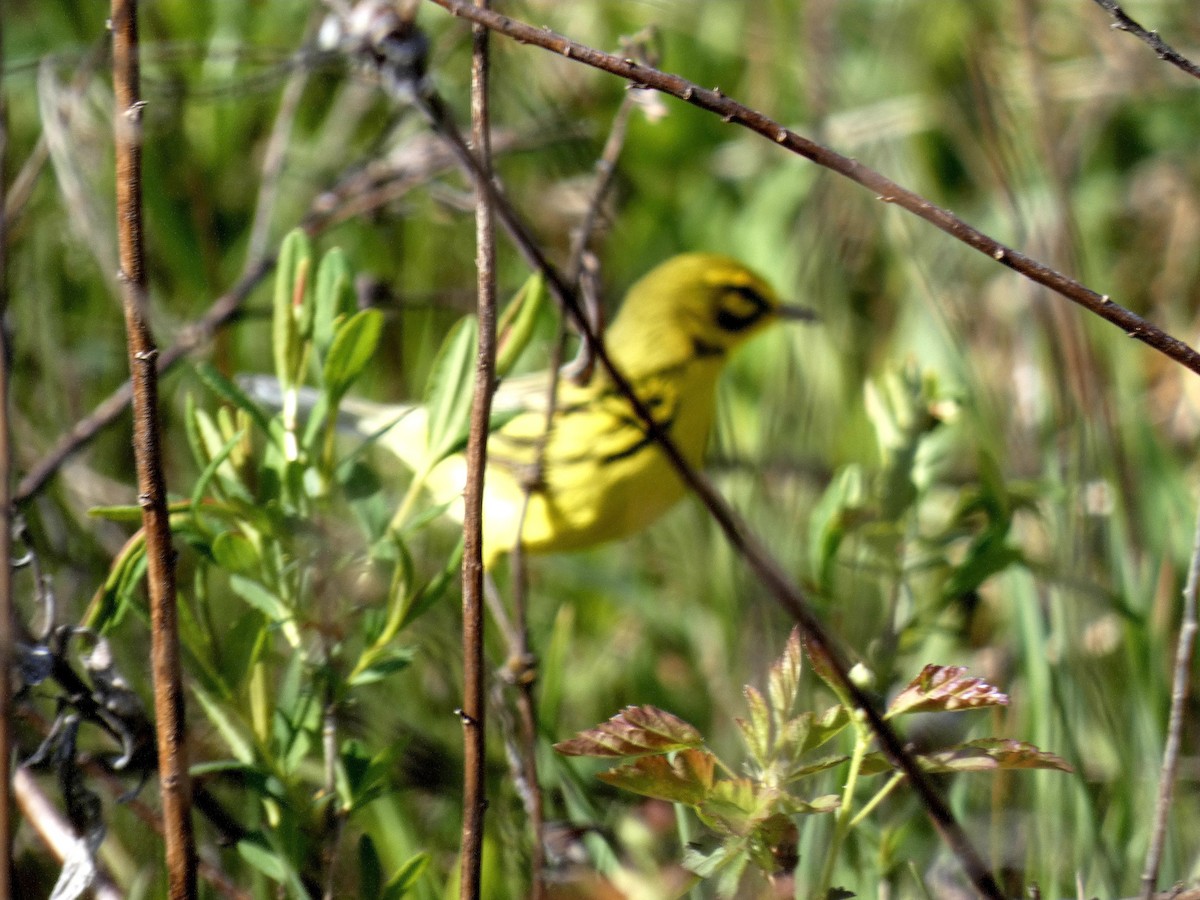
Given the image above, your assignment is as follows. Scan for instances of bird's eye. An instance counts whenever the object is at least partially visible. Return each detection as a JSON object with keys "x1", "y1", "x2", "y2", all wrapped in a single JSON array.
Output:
[{"x1": 715, "y1": 285, "x2": 771, "y2": 333}]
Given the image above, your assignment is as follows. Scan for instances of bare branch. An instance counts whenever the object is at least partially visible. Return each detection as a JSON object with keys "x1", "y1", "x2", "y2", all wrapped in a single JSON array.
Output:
[
  {"x1": 109, "y1": 2, "x2": 196, "y2": 896},
  {"x1": 1140, "y1": 499, "x2": 1200, "y2": 899},
  {"x1": 424, "y1": 0, "x2": 1200, "y2": 382},
  {"x1": 415, "y1": 5, "x2": 1006, "y2": 896},
  {"x1": 1091, "y1": 0, "x2": 1200, "y2": 82},
  {"x1": 459, "y1": 1, "x2": 497, "y2": 895}
]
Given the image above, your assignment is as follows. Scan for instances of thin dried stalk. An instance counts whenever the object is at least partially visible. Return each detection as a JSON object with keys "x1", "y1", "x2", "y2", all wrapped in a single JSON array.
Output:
[
  {"x1": 459, "y1": 2, "x2": 498, "y2": 896},
  {"x1": 110, "y1": 2, "x2": 196, "y2": 897}
]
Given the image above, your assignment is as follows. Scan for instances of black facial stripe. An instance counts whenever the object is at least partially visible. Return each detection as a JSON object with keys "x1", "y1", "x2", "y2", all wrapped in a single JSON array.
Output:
[{"x1": 715, "y1": 285, "x2": 770, "y2": 333}]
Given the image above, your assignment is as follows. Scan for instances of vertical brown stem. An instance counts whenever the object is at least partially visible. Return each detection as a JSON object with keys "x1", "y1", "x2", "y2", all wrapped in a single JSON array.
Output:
[
  {"x1": 0, "y1": 7, "x2": 15, "y2": 894},
  {"x1": 459, "y1": 1, "x2": 497, "y2": 896},
  {"x1": 109, "y1": 2, "x2": 196, "y2": 897},
  {"x1": 1140, "y1": 500, "x2": 1200, "y2": 900}
]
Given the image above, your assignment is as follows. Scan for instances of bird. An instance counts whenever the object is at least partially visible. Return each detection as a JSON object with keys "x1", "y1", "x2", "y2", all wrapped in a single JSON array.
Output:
[{"x1": 305, "y1": 253, "x2": 812, "y2": 567}]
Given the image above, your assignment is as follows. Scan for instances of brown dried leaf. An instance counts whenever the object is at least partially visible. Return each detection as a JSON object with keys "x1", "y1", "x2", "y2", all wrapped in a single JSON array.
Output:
[
  {"x1": 554, "y1": 705, "x2": 703, "y2": 758},
  {"x1": 886, "y1": 665, "x2": 1008, "y2": 718},
  {"x1": 859, "y1": 739, "x2": 1072, "y2": 776}
]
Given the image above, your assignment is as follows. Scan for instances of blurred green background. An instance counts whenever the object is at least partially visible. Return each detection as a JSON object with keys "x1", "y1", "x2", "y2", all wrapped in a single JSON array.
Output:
[{"x1": 6, "y1": 0, "x2": 1200, "y2": 896}]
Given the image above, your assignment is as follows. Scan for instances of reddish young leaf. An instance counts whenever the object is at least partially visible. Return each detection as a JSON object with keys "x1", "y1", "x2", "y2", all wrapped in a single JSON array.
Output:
[
  {"x1": 886, "y1": 665, "x2": 1008, "y2": 718},
  {"x1": 554, "y1": 705, "x2": 703, "y2": 758},
  {"x1": 767, "y1": 628, "x2": 803, "y2": 726}
]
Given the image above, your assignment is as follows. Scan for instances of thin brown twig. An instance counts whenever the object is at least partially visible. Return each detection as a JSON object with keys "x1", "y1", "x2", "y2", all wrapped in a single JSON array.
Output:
[
  {"x1": 499, "y1": 83, "x2": 636, "y2": 898},
  {"x1": 412, "y1": 91, "x2": 1006, "y2": 900},
  {"x1": 109, "y1": 3, "x2": 196, "y2": 897},
  {"x1": 1091, "y1": 0, "x2": 1200, "y2": 81},
  {"x1": 459, "y1": 2, "x2": 497, "y2": 895},
  {"x1": 414, "y1": 7, "x2": 1004, "y2": 897},
  {"x1": 425, "y1": 0, "x2": 1200, "y2": 382},
  {"x1": 1140, "y1": 498, "x2": 1200, "y2": 900}
]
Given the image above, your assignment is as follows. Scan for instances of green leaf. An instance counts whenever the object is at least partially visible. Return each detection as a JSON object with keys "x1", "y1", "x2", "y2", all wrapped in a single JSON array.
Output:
[
  {"x1": 236, "y1": 832, "x2": 309, "y2": 895},
  {"x1": 229, "y1": 574, "x2": 292, "y2": 623},
  {"x1": 495, "y1": 272, "x2": 549, "y2": 378},
  {"x1": 767, "y1": 628, "x2": 803, "y2": 732},
  {"x1": 211, "y1": 531, "x2": 260, "y2": 574},
  {"x1": 778, "y1": 705, "x2": 851, "y2": 766},
  {"x1": 348, "y1": 646, "x2": 415, "y2": 687},
  {"x1": 554, "y1": 705, "x2": 704, "y2": 757},
  {"x1": 188, "y1": 418, "x2": 250, "y2": 510},
  {"x1": 682, "y1": 839, "x2": 748, "y2": 885},
  {"x1": 697, "y1": 779, "x2": 775, "y2": 837},
  {"x1": 238, "y1": 834, "x2": 286, "y2": 882},
  {"x1": 323, "y1": 308, "x2": 385, "y2": 400},
  {"x1": 808, "y1": 464, "x2": 868, "y2": 593},
  {"x1": 421, "y1": 315, "x2": 478, "y2": 465},
  {"x1": 382, "y1": 852, "x2": 430, "y2": 900},
  {"x1": 219, "y1": 610, "x2": 267, "y2": 694},
  {"x1": 886, "y1": 665, "x2": 1009, "y2": 718},
  {"x1": 737, "y1": 686, "x2": 771, "y2": 769},
  {"x1": 596, "y1": 748, "x2": 717, "y2": 806},
  {"x1": 192, "y1": 682, "x2": 256, "y2": 764},
  {"x1": 273, "y1": 229, "x2": 314, "y2": 391},
  {"x1": 925, "y1": 739, "x2": 1072, "y2": 773},
  {"x1": 359, "y1": 834, "x2": 383, "y2": 900},
  {"x1": 194, "y1": 360, "x2": 274, "y2": 439},
  {"x1": 313, "y1": 245, "x2": 356, "y2": 363}
]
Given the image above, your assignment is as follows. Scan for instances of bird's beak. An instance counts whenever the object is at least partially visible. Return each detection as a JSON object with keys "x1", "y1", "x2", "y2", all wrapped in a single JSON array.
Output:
[{"x1": 777, "y1": 303, "x2": 819, "y2": 322}]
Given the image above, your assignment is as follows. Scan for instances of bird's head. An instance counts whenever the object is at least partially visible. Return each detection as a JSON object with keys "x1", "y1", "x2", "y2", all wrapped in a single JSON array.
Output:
[{"x1": 605, "y1": 253, "x2": 814, "y2": 372}]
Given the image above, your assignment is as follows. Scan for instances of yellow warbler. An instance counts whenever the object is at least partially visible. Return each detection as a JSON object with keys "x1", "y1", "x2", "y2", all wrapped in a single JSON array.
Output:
[{"x1": 342, "y1": 253, "x2": 810, "y2": 566}]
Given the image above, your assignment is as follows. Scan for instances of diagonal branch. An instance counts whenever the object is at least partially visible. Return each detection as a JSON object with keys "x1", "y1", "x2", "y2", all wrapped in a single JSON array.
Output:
[
  {"x1": 400, "y1": 37, "x2": 1006, "y2": 900},
  {"x1": 424, "y1": 0, "x2": 1200, "y2": 381},
  {"x1": 1091, "y1": 0, "x2": 1200, "y2": 82}
]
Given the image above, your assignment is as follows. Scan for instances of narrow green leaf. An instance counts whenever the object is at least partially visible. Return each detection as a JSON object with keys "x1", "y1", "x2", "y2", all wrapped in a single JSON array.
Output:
[
  {"x1": 194, "y1": 360, "x2": 275, "y2": 439},
  {"x1": 323, "y1": 308, "x2": 385, "y2": 400},
  {"x1": 273, "y1": 229, "x2": 313, "y2": 390},
  {"x1": 382, "y1": 852, "x2": 430, "y2": 899},
  {"x1": 767, "y1": 628, "x2": 803, "y2": 732},
  {"x1": 191, "y1": 683, "x2": 256, "y2": 764},
  {"x1": 421, "y1": 315, "x2": 478, "y2": 465},
  {"x1": 229, "y1": 574, "x2": 292, "y2": 623},
  {"x1": 348, "y1": 646, "x2": 415, "y2": 687},
  {"x1": 358, "y1": 834, "x2": 383, "y2": 900},
  {"x1": 738, "y1": 685, "x2": 770, "y2": 768},
  {"x1": 313, "y1": 245, "x2": 355, "y2": 363},
  {"x1": 495, "y1": 272, "x2": 548, "y2": 378}
]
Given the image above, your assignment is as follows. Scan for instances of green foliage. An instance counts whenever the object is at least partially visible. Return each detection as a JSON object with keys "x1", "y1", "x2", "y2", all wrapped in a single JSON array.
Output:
[
  {"x1": 10, "y1": 1, "x2": 1200, "y2": 897},
  {"x1": 558, "y1": 631, "x2": 1066, "y2": 897}
]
